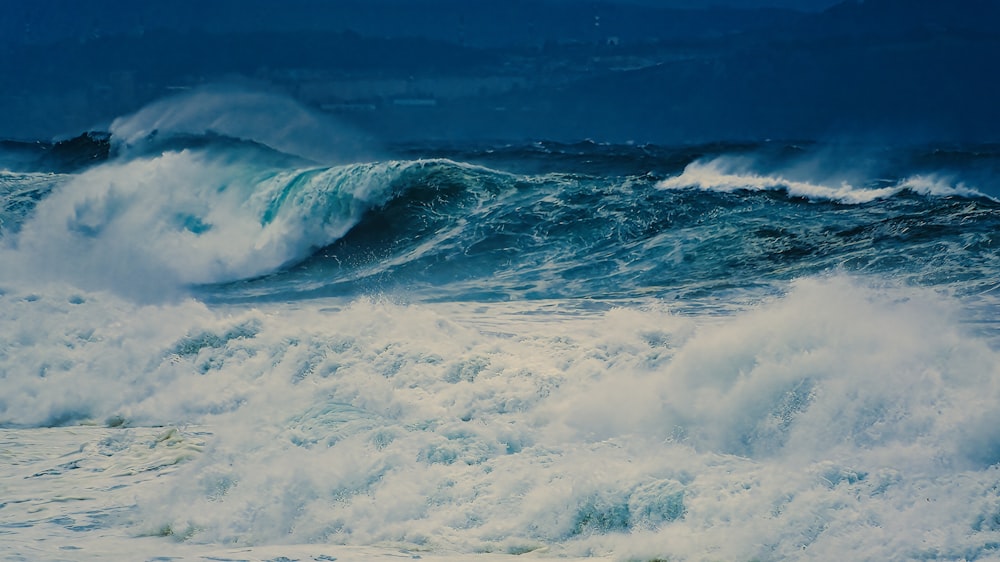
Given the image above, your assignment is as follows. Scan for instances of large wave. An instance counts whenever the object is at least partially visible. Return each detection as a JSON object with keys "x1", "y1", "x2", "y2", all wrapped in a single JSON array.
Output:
[{"x1": 0, "y1": 147, "x2": 489, "y2": 299}]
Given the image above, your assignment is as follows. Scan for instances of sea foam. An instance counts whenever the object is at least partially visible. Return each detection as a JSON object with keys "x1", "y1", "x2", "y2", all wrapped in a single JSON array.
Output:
[{"x1": 4, "y1": 274, "x2": 997, "y2": 559}]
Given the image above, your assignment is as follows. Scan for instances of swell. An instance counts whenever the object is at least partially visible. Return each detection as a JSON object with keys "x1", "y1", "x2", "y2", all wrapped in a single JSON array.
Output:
[{"x1": 0, "y1": 132, "x2": 111, "y2": 173}]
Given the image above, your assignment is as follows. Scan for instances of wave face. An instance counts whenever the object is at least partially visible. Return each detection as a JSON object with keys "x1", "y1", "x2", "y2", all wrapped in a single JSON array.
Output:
[{"x1": 3, "y1": 129, "x2": 1000, "y2": 561}]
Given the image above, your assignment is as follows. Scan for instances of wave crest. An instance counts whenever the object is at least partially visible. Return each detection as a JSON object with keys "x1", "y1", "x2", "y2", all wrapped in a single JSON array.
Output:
[{"x1": 657, "y1": 157, "x2": 989, "y2": 203}]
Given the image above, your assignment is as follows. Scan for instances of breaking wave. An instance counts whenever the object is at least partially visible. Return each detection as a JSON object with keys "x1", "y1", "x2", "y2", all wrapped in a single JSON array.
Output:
[{"x1": 657, "y1": 156, "x2": 991, "y2": 203}]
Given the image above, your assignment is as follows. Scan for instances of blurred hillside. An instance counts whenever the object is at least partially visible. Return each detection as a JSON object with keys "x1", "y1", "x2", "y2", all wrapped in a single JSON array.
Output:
[{"x1": 1, "y1": 0, "x2": 997, "y2": 143}]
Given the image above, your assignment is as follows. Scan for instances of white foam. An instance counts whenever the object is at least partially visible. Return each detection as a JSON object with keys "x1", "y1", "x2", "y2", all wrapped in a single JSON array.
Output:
[
  {"x1": 3, "y1": 276, "x2": 1000, "y2": 560},
  {"x1": 900, "y1": 174, "x2": 987, "y2": 199}
]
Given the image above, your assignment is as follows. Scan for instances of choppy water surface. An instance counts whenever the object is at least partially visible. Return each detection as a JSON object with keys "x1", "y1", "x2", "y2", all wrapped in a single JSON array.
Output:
[{"x1": 2, "y1": 123, "x2": 1000, "y2": 561}]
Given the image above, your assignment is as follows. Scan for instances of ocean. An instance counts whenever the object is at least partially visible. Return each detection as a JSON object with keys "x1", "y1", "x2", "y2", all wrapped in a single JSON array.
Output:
[{"x1": 2, "y1": 97, "x2": 1000, "y2": 561}]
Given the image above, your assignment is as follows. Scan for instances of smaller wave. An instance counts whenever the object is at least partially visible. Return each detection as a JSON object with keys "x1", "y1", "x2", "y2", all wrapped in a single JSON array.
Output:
[
  {"x1": 109, "y1": 86, "x2": 373, "y2": 164},
  {"x1": 656, "y1": 157, "x2": 989, "y2": 204},
  {"x1": 896, "y1": 174, "x2": 988, "y2": 199},
  {"x1": 0, "y1": 132, "x2": 111, "y2": 173}
]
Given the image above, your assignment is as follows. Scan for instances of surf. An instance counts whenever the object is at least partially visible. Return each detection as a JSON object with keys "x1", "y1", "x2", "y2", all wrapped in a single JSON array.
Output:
[
  {"x1": 3, "y1": 274, "x2": 1000, "y2": 561},
  {"x1": 656, "y1": 155, "x2": 993, "y2": 203},
  {"x1": 2, "y1": 133, "x2": 1000, "y2": 561}
]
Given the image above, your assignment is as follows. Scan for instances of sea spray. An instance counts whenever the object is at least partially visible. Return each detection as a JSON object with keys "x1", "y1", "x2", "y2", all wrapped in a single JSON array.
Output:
[
  {"x1": 3, "y1": 276, "x2": 984, "y2": 559},
  {"x1": 109, "y1": 85, "x2": 376, "y2": 164}
]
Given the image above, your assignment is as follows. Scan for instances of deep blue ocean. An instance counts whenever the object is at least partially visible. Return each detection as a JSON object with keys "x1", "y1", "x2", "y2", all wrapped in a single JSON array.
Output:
[{"x1": 3, "y1": 93, "x2": 1000, "y2": 561}]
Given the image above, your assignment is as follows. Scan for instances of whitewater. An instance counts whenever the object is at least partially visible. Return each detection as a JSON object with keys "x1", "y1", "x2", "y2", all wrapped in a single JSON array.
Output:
[{"x1": 3, "y1": 94, "x2": 1000, "y2": 561}]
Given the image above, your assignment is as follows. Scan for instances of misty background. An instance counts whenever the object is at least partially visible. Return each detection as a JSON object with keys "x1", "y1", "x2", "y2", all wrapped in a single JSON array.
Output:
[{"x1": 1, "y1": 0, "x2": 998, "y2": 144}]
